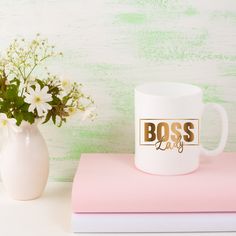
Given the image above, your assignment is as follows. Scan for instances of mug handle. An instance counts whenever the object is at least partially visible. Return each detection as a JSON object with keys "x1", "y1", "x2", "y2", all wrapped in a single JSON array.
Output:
[{"x1": 200, "y1": 103, "x2": 228, "y2": 156}]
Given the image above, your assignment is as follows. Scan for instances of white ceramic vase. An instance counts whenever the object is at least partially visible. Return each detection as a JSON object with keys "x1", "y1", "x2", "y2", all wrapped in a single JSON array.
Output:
[{"x1": 0, "y1": 121, "x2": 49, "y2": 200}]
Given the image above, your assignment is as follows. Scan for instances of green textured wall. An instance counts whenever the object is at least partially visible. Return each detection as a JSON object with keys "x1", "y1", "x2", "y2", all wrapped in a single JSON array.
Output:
[{"x1": 0, "y1": 0, "x2": 236, "y2": 181}]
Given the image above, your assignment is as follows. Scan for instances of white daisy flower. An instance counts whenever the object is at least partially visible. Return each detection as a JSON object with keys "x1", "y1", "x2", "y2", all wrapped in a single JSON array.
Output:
[
  {"x1": 24, "y1": 83, "x2": 53, "y2": 117},
  {"x1": 61, "y1": 77, "x2": 71, "y2": 91},
  {"x1": 56, "y1": 78, "x2": 71, "y2": 100},
  {"x1": 81, "y1": 106, "x2": 97, "y2": 121},
  {"x1": 0, "y1": 113, "x2": 16, "y2": 127},
  {"x1": 65, "y1": 106, "x2": 77, "y2": 116},
  {"x1": 57, "y1": 77, "x2": 72, "y2": 100}
]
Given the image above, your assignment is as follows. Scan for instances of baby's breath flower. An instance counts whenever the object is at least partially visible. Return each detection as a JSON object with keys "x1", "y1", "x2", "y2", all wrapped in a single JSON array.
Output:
[{"x1": 0, "y1": 35, "x2": 95, "y2": 126}]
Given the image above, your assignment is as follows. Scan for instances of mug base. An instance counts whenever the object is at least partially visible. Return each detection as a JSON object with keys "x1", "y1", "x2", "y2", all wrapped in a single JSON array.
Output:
[{"x1": 134, "y1": 162, "x2": 199, "y2": 176}]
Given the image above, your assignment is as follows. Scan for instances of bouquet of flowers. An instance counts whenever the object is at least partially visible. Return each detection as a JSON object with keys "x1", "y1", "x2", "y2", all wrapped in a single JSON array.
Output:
[{"x1": 0, "y1": 34, "x2": 96, "y2": 127}]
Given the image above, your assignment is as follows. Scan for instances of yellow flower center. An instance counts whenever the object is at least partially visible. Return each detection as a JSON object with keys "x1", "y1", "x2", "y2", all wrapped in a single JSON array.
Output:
[
  {"x1": 69, "y1": 107, "x2": 74, "y2": 112},
  {"x1": 62, "y1": 80, "x2": 68, "y2": 87},
  {"x1": 1, "y1": 120, "x2": 7, "y2": 126},
  {"x1": 61, "y1": 80, "x2": 70, "y2": 88},
  {"x1": 34, "y1": 96, "x2": 42, "y2": 104}
]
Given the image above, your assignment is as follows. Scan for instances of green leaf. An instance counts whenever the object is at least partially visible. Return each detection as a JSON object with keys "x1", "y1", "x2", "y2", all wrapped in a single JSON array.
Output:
[
  {"x1": 10, "y1": 78, "x2": 20, "y2": 86},
  {"x1": 15, "y1": 97, "x2": 25, "y2": 107},
  {"x1": 52, "y1": 113, "x2": 56, "y2": 125},
  {"x1": 42, "y1": 111, "x2": 51, "y2": 124},
  {"x1": 23, "y1": 111, "x2": 35, "y2": 124},
  {"x1": 50, "y1": 87, "x2": 60, "y2": 95},
  {"x1": 5, "y1": 84, "x2": 18, "y2": 100},
  {"x1": 14, "y1": 112, "x2": 24, "y2": 126},
  {"x1": 14, "y1": 110, "x2": 35, "y2": 126},
  {"x1": 0, "y1": 100, "x2": 10, "y2": 113},
  {"x1": 20, "y1": 103, "x2": 30, "y2": 112},
  {"x1": 51, "y1": 95, "x2": 61, "y2": 105}
]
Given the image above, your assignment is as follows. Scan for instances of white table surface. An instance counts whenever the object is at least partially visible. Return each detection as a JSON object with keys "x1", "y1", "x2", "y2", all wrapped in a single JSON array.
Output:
[{"x1": 0, "y1": 182, "x2": 236, "y2": 236}]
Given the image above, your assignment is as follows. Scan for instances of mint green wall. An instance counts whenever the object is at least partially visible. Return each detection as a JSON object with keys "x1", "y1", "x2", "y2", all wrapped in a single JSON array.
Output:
[{"x1": 0, "y1": 0, "x2": 236, "y2": 181}]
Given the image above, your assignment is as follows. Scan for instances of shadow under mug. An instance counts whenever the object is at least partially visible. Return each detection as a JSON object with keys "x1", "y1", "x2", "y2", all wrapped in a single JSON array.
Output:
[{"x1": 135, "y1": 82, "x2": 228, "y2": 175}]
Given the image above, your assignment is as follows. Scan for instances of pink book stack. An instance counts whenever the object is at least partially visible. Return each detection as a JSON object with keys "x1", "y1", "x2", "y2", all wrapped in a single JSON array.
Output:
[{"x1": 71, "y1": 153, "x2": 236, "y2": 232}]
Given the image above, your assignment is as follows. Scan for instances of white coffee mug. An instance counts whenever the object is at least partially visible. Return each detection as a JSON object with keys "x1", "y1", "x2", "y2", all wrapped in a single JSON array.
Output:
[{"x1": 135, "y1": 82, "x2": 228, "y2": 175}]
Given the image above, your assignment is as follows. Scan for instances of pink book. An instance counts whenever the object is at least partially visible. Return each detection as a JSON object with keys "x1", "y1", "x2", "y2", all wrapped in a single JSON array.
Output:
[{"x1": 72, "y1": 153, "x2": 236, "y2": 213}]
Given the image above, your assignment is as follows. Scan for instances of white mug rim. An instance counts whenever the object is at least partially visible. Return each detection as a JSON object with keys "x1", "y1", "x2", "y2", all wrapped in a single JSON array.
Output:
[{"x1": 135, "y1": 82, "x2": 202, "y2": 98}]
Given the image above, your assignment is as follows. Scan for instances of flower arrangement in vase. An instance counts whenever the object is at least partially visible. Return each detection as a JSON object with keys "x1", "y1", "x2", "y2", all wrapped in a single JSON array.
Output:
[{"x1": 0, "y1": 34, "x2": 96, "y2": 200}]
